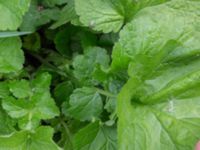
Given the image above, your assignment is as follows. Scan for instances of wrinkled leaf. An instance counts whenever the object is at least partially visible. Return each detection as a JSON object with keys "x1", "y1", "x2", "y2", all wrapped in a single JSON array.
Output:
[
  {"x1": 73, "y1": 46, "x2": 110, "y2": 84},
  {"x1": 67, "y1": 87, "x2": 103, "y2": 121},
  {"x1": 0, "y1": 0, "x2": 30, "y2": 30},
  {"x1": 74, "y1": 0, "x2": 124, "y2": 33},
  {"x1": 73, "y1": 122, "x2": 117, "y2": 150},
  {"x1": 117, "y1": 1, "x2": 200, "y2": 150},
  {"x1": 0, "y1": 37, "x2": 24, "y2": 73}
]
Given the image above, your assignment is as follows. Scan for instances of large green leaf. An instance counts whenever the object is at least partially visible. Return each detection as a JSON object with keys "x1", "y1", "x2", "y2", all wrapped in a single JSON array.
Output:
[
  {"x1": 0, "y1": 0, "x2": 30, "y2": 30},
  {"x1": 0, "y1": 126, "x2": 61, "y2": 150},
  {"x1": 74, "y1": 0, "x2": 170, "y2": 33},
  {"x1": 112, "y1": 0, "x2": 199, "y2": 71},
  {"x1": 0, "y1": 37, "x2": 24, "y2": 73},
  {"x1": 74, "y1": 0, "x2": 125, "y2": 33},
  {"x1": 116, "y1": 0, "x2": 200, "y2": 149},
  {"x1": 2, "y1": 73, "x2": 59, "y2": 130},
  {"x1": 73, "y1": 122, "x2": 117, "y2": 150}
]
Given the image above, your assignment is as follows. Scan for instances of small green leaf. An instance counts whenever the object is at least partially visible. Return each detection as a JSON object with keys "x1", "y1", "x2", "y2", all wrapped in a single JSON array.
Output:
[
  {"x1": 0, "y1": 37, "x2": 24, "y2": 73},
  {"x1": 53, "y1": 81, "x2": 74, "y2": 106},
  {"x1": 9, "y1": 80, "x2": 31, "y2": 98},
  {"x1": 54, "y1": 28, "x2": 70, "y2": 56},
  {"x1": 73, "y1": 122, "x2": 117, "y2": 150},
  {"x1": 73, "y1": 46, "x2": 110, "y2": 84},
  {"x1": 51, "y1": 0, "x2": 80, "y2": 29},
  {"x1": 67, "y1": 87, "x2": 103, "y2": 121},
  {"x1": 20, "y1": 1, "x2": 60, "y2": 31},
  {"x1": 23, "y1": 33, "x2": 41, "y2": 52}
]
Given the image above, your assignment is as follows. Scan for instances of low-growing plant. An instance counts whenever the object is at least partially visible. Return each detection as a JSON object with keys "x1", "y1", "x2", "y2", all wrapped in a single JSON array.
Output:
[{"x1": 0, "y1": 0, "x2": 199, "y2": 150}]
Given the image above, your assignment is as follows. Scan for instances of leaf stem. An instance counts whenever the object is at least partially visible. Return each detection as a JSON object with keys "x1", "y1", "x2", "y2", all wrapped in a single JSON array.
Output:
[
  {"x1": 96, "y1": 88, "x2": 116, "y2": 98},
  {"x1": 60, "y1": 119, "x2": 73, "y2": 149}
]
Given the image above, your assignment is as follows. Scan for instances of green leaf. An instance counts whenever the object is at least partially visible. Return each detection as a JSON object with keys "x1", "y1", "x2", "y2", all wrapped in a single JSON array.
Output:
[
  {"x1": 73, "y1": 122, "x2": 117, "y2": 150},
  {"x1": 0, "y1": 0, "x2": 30, "y2": 30},
  {"x1": 0, "y1": 126, "x2": 61, "y2": 150},
  {"x1": 53, "y1": 81, "x2": 74, "y2": 106},
  {"x1": 0, "y1": 107, "x2": 15, "y2": 135},
  {"x1": 54, "y1": 28, "x2": 71, "y2": 56},
  {"x1": 9, "y1": 79, "x2": 31, "y2": 98},
  {"x1": 20, "y1": 0, "x2": 60, "y2": 31},
  {"x1": 2, "y1": 73, "x2": 59, "y2": 130},
  {"x1": 51, "y1": 0, "x2": 80, "y2": 29},
  {"x1": 73, "y1": 46, "x2": 110, "y2": 84},
  {"x1": 117, "y1": 0, "x2": 200, "y2": 149},
  {"x1": 67, "y1": 87, "x2": 103, "y2": 121},
  {"x1": 74, "y1": 0, "x2": 124, "y2": 33},
  {"x1": 23, "y1": 33, "x2": 41, "y2": 52},
  {"x1": 0, "y1": 82, "x2": 9, "y2": 98},
  {"x1": 111, "y1": 0, "x2": 200, "y2": 71},
  {"x1": 125, "y1": 0, "x2": 170, "y2": 21},
  {"x1": 0, "y1": 37, "x2": 24, "y2": 73}
]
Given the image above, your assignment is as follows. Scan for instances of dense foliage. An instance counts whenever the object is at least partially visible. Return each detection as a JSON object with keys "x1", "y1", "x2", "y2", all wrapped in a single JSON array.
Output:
[{"x1": 0, "y1": 0, "x2": 200, "y2": 150}]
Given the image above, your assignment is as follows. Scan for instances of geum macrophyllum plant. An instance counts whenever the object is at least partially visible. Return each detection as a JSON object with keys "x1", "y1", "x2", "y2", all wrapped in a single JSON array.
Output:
[{"x1": 0, "y1": 0, "x2": 200, "y2": 150}]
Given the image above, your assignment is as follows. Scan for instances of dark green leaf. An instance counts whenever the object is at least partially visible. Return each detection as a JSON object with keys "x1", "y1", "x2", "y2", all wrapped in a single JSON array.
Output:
[{"x1": 73, "y1": 122, "x2": 117, "y2": 150}]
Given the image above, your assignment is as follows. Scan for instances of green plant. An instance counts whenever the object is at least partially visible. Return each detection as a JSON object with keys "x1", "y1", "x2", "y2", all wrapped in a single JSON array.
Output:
[{"x1": 0, "y1": 0, "x2": 199, "y2": 150}]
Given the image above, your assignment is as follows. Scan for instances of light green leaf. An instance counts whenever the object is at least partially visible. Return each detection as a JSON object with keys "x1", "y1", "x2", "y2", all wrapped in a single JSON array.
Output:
[
  {"x1": 9, "y1": 79, "x2": 31, "y2": 98},
  {"x1": 74, "y1": 0, "x2": 124, "y2": 33},
  {"x1": 2, "y1": 73, "x2": 59, "y2": 130},
  {"x1": 131, "y1": 0, "x2": 170, "y2": 16},
  {"x1": 73, "y1": 46, "x2": 110, "y2": 84},
  {"x1": 67, "y1": 87, "x2": 103, "y2": 121},
  {"x1": 116, "y1": 0, "x2": 200, "y2": 149},
  {"x1": 74, "y1": 0, "x2": 169, "y2": 33},
  {"x1": 0, "y1": 0, "x2": 30, "y2": 30},
  {"x1": 0, "y1": 37, "x2": 24, "y2": 73},
  {"x1": 73, "y1": 122, "x2": 117, "y2": 150},
  {"x1": 112, "y1": 0, "x2": 200, "y2": 71},
  {"x1": 0, "y1": 126, "x2": 61, "y2": 150}
]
